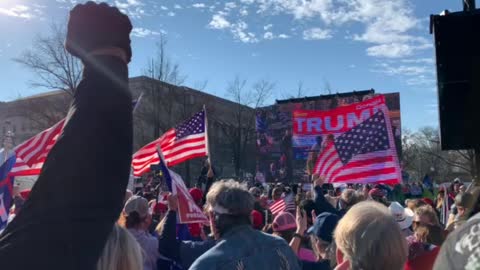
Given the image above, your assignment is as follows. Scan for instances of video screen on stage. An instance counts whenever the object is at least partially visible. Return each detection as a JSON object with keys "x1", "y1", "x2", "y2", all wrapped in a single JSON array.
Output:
[{"x1": 255, "y1": 91, "x2": 401, "y2": 182}]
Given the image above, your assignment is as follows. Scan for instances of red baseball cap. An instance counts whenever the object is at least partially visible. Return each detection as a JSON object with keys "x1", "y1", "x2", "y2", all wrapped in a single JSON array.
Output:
[
  {"x1": 189, "y1": 188, "x2": 203, "y2": 202},
  {"x1": 251, "y1": 210, "x2": 263, "y2": 230}
]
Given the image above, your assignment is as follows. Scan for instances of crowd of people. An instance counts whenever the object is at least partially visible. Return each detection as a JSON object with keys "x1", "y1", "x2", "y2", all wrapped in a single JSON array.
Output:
[{"x1": 0, "y1": 2, "x2": 479, "y2": 270}]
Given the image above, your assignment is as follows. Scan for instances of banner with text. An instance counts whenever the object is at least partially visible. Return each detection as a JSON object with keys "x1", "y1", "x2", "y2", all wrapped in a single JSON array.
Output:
[{"x1": 294, "y1": 95, "x2": 401, "y2": 184}]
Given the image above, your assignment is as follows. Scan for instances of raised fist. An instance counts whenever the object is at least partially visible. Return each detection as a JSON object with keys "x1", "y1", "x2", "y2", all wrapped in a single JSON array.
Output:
[{"x1": 65, "y1": 1, "x2": 132, "y2": 63}]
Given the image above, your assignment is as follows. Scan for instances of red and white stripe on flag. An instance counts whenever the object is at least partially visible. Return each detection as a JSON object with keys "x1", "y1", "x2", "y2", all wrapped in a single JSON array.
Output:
[
  {"x1": 132, "y1": 111, "x2": 207, "y2": 177},
  {"x1": 10, "y1": 119, "x2": 66, "y2": 176},
  {"x1": 313, "y1": 107, "x2": 401, "y2": 185},
  {"x1": 269, "y1": 199, "x2": 286, "y2": 216}
]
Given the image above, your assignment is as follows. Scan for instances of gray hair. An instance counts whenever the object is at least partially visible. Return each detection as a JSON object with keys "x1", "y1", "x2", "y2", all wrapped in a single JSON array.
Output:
[
  {"x1": 341, "y1": 189, "x2": 357, "y2": 205},
  {"x1": 206, "y1": 179, "x2": 254, "y2": 216}
]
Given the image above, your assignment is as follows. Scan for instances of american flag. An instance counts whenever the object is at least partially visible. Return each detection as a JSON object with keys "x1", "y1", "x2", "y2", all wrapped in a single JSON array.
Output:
[
  {"x1": 10, "y1": 119, "x2": 66, "y2": 176},
  {"x1": 314, "y1": 110, "x2": 401, "y2": 185},
  {"x1": 269, "y1": 199, "x2": 286, "y2": 216},
  {"x1": 269, "y1": 194, "x2": 296, "y2": 216},
  {"x1": 132, "y1": 109, "x2": 208, "y2": 177},
  {"x1": 10, "y1": 96, "x2": 143, "y2": 176}
]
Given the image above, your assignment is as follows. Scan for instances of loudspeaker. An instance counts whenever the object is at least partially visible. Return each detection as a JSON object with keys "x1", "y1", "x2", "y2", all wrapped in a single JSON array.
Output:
[{"x1": 431, "y1": 11, "x2": 480, "y2": 150}]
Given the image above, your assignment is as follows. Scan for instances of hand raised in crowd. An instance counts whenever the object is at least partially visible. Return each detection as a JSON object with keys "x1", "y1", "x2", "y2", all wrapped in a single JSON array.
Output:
[
  {"x1": 296, "y1": 207, "x2": 308, "y2": 234},
  {"x1": 167, "y1": 193, "x2": 179, "y2": 212},
  {"x1": 311, "y1": 209, "x2": 317, "y2": 223},
  {"x1": 65, "y1": 1, "x2": 132, "y2": 63},
  {"x1": 312, "y1": 174, "x2": 325, "y2": 187}
]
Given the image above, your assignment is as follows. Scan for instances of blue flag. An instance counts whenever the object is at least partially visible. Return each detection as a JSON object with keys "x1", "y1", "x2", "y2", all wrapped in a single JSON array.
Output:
[
  {"x1": 157, "y1": 149, "x2": 173, "y2": 192},
  {"x1": 0, "y1": 154, "x2": 16, "y2": 230},
  {"x1": 156, "y1": 148, "x2": 191, "y2": 240}
]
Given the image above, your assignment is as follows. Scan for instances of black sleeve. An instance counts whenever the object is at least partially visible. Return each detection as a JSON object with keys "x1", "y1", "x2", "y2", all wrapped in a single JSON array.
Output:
[
  {"x1": 0, "y1": 56, "x2": 132, "y2": 270},
  {"x1": 313, "y1": 186, "x2": 338, "y2": 215},
  {"x1": 158, "y1": 210, "x2": 181, "y2": 260}
]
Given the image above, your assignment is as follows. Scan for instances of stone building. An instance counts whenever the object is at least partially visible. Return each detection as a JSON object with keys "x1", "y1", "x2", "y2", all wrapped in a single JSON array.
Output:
[{"x1": 0, "y1": 76, "x2": 256, "y2": 185}]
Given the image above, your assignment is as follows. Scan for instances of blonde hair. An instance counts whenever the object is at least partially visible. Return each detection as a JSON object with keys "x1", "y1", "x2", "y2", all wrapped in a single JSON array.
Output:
[
  {"x1": 97, "y1": 224, "x2": 143, "y2": 270},
  {"x1": 415, "y1": 205, "x2": 440, "y2": 226},
  {"x1": 334, "y1": 201, "x2": 407, "y2": 270}
]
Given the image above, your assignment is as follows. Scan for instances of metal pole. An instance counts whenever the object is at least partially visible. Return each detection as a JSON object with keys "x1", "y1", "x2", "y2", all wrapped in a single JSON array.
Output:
[{"x1": 463, "y1": 0, "x2": 476, "y2": 11}]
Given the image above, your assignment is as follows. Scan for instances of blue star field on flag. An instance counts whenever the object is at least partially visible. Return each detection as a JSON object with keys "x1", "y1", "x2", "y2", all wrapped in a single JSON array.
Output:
[
  {"x1": 334, "y1": 110, "x2": 390, "y2": 164},
  {"x1": 175, "y1": 110, "x2": 205, "y2": 139}
]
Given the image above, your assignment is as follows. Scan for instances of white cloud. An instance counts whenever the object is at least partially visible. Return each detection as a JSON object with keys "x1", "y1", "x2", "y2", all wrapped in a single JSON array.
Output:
[
  {"x1": 209, "y1": 14, "x2": 231, "y2": 29},
  {"x1": 192, "y1": 3, "x2": 206, "y2": 8},
  {"x1": 0, "y1": 5, "x2": 34, "y2": 19},
  {"x1": 114, "y1": 0, "x2": 144, "y2": 18},
  {"x1": 131, "y1": 27, "x2": 161, "y2": 38},
  {"x1": 263, "y1": 32, "x2": 290, "y2": 40},
  {"x1": 401, "y1": 58, "x2": 435, "y2": 64},
  {"x1": 264, "y1": 32, "x2": 274, "y2": 40},
  {"x1": 303, "y1": 28, "x2": 332, "y2": 40},
  {"x1": 225, "y1": 2, "x2": 237, "y2": 10},
  {"x1": 167, "y1": 11, "x2": 175, "y2": 16},
  {"x1": 231, "y1": 21, "x2": 258, "y2": 43},
  {"x1": 241, "y1": 0, "x2": 427, "y2": 58},
  {"x1": 264, "y1": 24, "x2": 273, "y2": 31},
  {"x1": 160, "y1": 6, "x2": 168, "y2": 10},
  {"x1": 373, "y1": 61, "x2": 436, "y2": 87},
  {"x1": 349, "y1": 64, "x2": 356, "y2": 68},
  {"x1": 375, "y1": 62, "x2": 434, "y2": 76},
  {"x1": 174, "y1": 4, "x2": 182, "y2": 9},
  {"x1": 367, "y1": 43, "x2": 414, "y2": 58},
  {"x1": 240, "y1": 7, "x2": 249, "y2": 16}
]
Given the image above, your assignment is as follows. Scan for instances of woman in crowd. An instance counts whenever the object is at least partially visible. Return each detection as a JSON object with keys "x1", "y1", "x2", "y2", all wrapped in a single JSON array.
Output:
[
  {"x1": 413, "y1": 205, "x2": 441, "y2": 228},
  {"x1": 97, "y1": 225, "x2": 143, "y2": 270},
  {"x1": 334, "y1": 201, "x2": 408, "y2": 270},
  {"x1": 289, "y1": 206, "x2": 339, "y2": 270},
  {"x1": 405, "y1": 224, "x2": 444, "y2": 270},
  {"x1": 121, "y1": 196, "x2": 160, "y2": 270}
]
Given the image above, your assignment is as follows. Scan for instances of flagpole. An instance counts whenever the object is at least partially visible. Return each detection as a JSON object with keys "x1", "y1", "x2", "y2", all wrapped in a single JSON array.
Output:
[
  {"x1": 156, "y1": 145, "x2": 172, "y2": 192},
  {"x1": 133, "y1": 92, "x2": 144, "y2": 113},
  {"x1": 203, "y1": 105, "x2": 211, "y2": 164}
]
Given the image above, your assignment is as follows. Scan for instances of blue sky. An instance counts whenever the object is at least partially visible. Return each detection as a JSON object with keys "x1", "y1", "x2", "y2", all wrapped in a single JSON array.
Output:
[{"x1": 0, "y1": 0, "x2": 463, "y2": 130}]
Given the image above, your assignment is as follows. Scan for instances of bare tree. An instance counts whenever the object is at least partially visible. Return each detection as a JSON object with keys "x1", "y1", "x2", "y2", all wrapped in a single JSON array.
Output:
[
  {"x1": 402, "y1": 126, "x2": 476, "y2": 182},
  {"x1": 323, "y1": 79, "x2": 332, "y2": 95},
  {"x1": 14, "y1": 93, "x2": 70, "y2": 131},
  {"x1": 14, "y1": 23, "x2": 82, "y2": 96},
  {"x1": 139, "y1": 34, "x2": 188, "y2": 139},
  {"x1": 281, "y1": 81, "x2": 309, "y2": 99},
  {"x1": 221, "y1": 76, "x2": 274, "y2": 176}
]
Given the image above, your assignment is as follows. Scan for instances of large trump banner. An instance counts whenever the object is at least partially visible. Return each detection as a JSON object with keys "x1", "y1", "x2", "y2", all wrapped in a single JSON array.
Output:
[{"x1": 294, "y1": 95, "x2": 401, "y2": 184}]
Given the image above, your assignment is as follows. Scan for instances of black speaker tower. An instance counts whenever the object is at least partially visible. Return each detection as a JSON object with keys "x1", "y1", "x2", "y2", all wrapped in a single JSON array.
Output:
[{"x1": 431, "y1": 3, "x2": 480, "y2": 151}]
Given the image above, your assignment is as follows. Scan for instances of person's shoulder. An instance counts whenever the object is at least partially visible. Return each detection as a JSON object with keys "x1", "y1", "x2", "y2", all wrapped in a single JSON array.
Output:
[
  {"x1": 189, "y1": 243, "x2": 224, "y2": 270},
  {"x1": 434, "y1": 213, "x2": 480, "y2": 270},
  {"x1": 257, "y1": 231, "x2": 293, "y2": 248}
]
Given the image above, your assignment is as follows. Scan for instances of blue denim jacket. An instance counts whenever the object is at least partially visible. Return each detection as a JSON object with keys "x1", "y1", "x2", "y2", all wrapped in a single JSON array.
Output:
[{"x1": 189, "y1": 225, "x2": 301, "y2": 270}]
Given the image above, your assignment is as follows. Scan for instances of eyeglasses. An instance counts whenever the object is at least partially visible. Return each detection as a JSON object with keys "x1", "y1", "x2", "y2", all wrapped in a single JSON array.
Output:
[{"x1": 412, "y1": 220, "x2": 425, "y2": 229}]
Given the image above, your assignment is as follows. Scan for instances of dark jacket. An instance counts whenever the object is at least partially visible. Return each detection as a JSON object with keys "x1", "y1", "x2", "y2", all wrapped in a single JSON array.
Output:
[
  {"x1": 158, "y1": 211, "x2": 216, "y2": 269},
  {"x1": 189, "y1": 225, "x2": 301, "y2": 270},
  {"x1": 313, "y1": 186, "x2": 340, "y2": 216},
  {"x1": 0, "y1": 56, "x2": 132, "y2": 270},
  {"x1": 301, "y1": 260, "x2": 331, "y2": 270}
]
